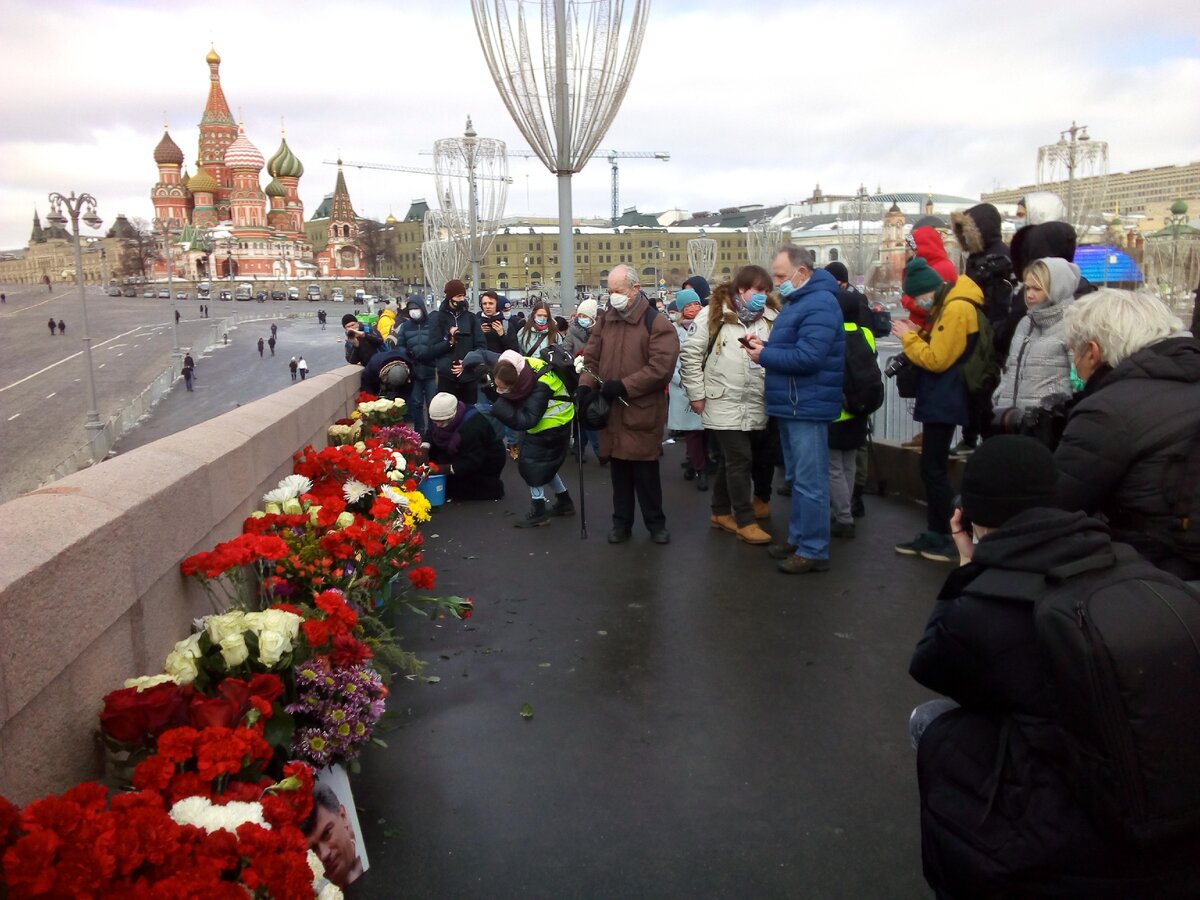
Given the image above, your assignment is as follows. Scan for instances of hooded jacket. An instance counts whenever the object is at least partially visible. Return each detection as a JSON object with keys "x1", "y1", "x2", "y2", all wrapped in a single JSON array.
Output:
[
  {"x1": 1055, "y1": 335, "x2": 1200, "y2": 579},
  {"x1": 559, "y1": 320, "x2": 592, "y2": 358},
  {"x1": 490, "y1": 356, "x2": 573, "y2": 486},
  {"x1": 580, "y1": 292, "x2": 679, "y2": 461},
  {"x1": 911, "y1": 508, "x2": 1200, "y2": 899},
  {"x1": 376, "y1": 305, "x2": 397, "y2": 342},
  {"x1": 398, "y1": 300, "x2": 436, "y2": 379},
  {"x1": 952, "y1": 204, "x2": 1013, "y2": 327},
  {"x1": 758, "y1": 268, "x2": 845, "y2": 422},
  {"x1": 902, "y1": 227, "x2": 960, "y2": 328},
  {"x1": 682, "y1": 275, "x2": 711, "y2": 306},
  {"x1": 429, "y1": 299, "x2": 486, "y2": 381},
  {"x1": 901, "y1": 276, "x2": 984, "y2": 425},
  {"x1": 995, "y1": 258, "x2": 1078, "y2": 409},
  {"x1": 679, "y1": 285, "x2": 776, "y2": 431}
]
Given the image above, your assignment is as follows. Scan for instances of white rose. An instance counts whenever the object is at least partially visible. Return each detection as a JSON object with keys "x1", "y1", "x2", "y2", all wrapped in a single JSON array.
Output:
[
  {"x1": 257, "y1": 628, "x2": 291, "y2": 667},
  {"x1": 219, "y1": 631, "x2": 250, "y2": 668},
  {"x1": 354, "y1": 441, "x2": 366, "y2": 452},
  {"x1": 164, "y1": 649, "x2": 199, "y2": 684},
  {"x1": 251, "y1": 608, "x2": 302, "y2": 642},
  {"x1": 335, "y1": 511, "x2": 355, "y2": 528},
  {"x1": 309, "y1": 505, "x2": 323, "y2": 525},
  {"x1": 205, "y1": 611, "x2": 247, "y2": 644},
  {"x1": 282, "y1": 498, "x2": 304, "y2": 515},
  {"x1": 123, "y1": 673, "x2": 178, "y2": 692}
]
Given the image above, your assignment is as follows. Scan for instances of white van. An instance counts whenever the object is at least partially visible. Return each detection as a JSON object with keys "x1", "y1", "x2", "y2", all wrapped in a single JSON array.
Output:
[
  {"x1": 331, "y1": 287, "x2": 345, "y2": 302},
  {"x1": 197, "y1": 281, "x2": 211, "y2": 300},
  {"x1": 234, "y1": 283, "x2": 253, "y2": 301}
]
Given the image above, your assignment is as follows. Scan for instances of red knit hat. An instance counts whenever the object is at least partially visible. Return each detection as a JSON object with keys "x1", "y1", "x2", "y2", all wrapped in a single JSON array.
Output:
[{"x1": 444, "y1": 279, "x2": 466, "y2": 301}]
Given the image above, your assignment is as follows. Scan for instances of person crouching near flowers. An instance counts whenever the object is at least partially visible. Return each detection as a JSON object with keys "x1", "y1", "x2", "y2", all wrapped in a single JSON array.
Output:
[
  {"x1": 488, "y1": 349, "x2": 575, "y2": 527},
  {"x1": 425, "y1": 392, "x2": 507, "y2": 501}
]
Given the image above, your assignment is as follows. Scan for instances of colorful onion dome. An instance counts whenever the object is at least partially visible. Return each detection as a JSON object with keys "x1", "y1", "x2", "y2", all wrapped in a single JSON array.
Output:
[
  {"x1": 189, "y1": 166, "x2": 219, "y2": 195},
  {"x1": 267, "y1": 135, "x2": 304, "y2": 179},
  {"x1": 224, "y1": 125, "x2": 264, "y2": 171},
  {"x1": 154, "y1": 128, "x2": 184, "y2": 165},
  {"x1": 264, "y1": 177, "x2": 287, "y2": 198}
]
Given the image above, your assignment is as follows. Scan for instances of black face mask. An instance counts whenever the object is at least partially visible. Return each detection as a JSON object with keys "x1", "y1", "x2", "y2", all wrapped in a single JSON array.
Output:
[{"x1": 450, "y1": 299, "x2": 466, "y2": 311}]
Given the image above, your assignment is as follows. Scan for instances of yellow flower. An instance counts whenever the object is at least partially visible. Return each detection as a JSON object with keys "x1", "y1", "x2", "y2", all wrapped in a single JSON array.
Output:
[{"x1": 402, "y1": 491, "x2": 432, "y2": 522}]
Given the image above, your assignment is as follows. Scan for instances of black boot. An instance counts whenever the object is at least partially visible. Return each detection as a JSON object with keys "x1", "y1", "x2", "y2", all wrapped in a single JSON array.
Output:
[
  {"x1": 550, "y1": 491, "x2": 576, "y2": 517},
  {"x1": 851, "y1": 484, "x2": 866, "y2": 518},
  {"x1": 515, "y1": 499, "x2": 550, "y2": 527},
  {"x1": 695, "y1": 470, "x2": 709, "y2": 491},
  {"x1": 683, "y1": 462, "x2": 696, "y2": 481}
]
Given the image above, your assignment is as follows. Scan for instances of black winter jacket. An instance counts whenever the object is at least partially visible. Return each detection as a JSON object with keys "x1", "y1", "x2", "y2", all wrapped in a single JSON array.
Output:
[
  {"x1": 480, "y1": 313, "x2": 518, "y2": 354},
  {"x1": 426, "y1": 409, "x2": 506, "y2": 479},
  {"x1": 398, "y1": 317, "x2": 436, "y2": 379},
  {"x1": 429, "y1": 303, "x2": 486, "y2": 381},
  {"x1": 491, "y1": 379, "x2": 571, "y2": 488},
  {"x1": 952, "y1": 204, "x2": 1013, "y2": 327},
  {"x1": 1055, "y1": 335, "x2": 1200, "y2": 580},
  {"x1": 910, "y1": 509, "x2": 1200, "y2": 898}
]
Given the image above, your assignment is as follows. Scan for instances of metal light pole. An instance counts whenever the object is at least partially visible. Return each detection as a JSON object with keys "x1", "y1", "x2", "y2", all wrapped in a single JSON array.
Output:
[
  {"x1": 155, "y1": 217, "x2": 182, "y2": 360},
  {"x1": 47, "y1": 191, "x2": 104, "y2": 450}
]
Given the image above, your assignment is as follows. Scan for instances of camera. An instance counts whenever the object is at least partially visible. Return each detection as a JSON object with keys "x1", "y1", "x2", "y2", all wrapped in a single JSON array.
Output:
[
  {"x1": 989, "y1": 392, "x2": 1074, "y2": 450},
  {"x1": 884, "y1": 354, "x2": 911, "y2": 378}
]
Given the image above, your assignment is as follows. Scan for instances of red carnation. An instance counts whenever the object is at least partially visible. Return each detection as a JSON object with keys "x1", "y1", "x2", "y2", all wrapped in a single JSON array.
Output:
[
  {"x1": 407, "y1": 566, "x2": 437, "y2": 591},
  {"x1": 330, "y1": 633, "x2": 373, "y2": 667}
]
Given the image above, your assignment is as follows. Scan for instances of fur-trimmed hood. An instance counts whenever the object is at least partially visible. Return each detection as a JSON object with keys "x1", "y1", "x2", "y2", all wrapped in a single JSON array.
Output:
[{"x1": 952, "y1": 203, "x2": 1004, "y2": 256}]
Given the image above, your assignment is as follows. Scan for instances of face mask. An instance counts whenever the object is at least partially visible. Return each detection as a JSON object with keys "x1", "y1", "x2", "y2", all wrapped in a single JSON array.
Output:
[
  {"x1": 747, "y1": 292, "x2": 767, "y2": 312},
  {"x1": 577, "y1": 316, "x2": 592, "y2": 329},
  {"x1": 534, "y1": 315, "x2": 548, "y2": 326},
  {"x1": 408, "y1": 309, "x2": 423, "y2": 320},
  {"x1": 777, "y1": 271, "x2": 800, "y2": 298},
  {"x1": 915, "y1": 293, "x2": 937, "y2": 311},
  {"x1": 450, "y1": 299, "x2": 465, "y2": 310},
  {"x1": 608, "y1": 293, "x2": 629, "y2": 310}
]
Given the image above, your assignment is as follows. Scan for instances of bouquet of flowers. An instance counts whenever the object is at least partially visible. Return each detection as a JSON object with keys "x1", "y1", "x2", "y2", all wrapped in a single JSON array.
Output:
[
  {"x1": 352, "y1": 392, "x2": 408, "y2": 433},
  {"x1": 326, "y1": 418, "x2": 362, "y2": 447}
]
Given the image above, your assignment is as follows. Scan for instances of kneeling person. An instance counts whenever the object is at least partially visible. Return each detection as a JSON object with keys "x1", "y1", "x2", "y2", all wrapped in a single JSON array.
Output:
[
  {"x1": 426, "y1": 392, "x2": 507, "y2": 501},
  {"x1": 489, "y1": 350, "x2": 575, "y2": 527}
]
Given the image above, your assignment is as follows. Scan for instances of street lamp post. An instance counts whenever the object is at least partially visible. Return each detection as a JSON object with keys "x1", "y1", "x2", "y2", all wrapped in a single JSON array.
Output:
[
  {"x1": 47, "y1": 191, "x2": 104, "y2": 453},
  {"x1": 155, "y1": 217, "x2": 182, "y2": 360}
]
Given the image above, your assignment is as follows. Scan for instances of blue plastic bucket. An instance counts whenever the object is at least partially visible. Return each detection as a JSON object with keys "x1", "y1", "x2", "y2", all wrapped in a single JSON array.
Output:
[{"x1": 419, "y1": 473, "x2": 447, "y2": 507}]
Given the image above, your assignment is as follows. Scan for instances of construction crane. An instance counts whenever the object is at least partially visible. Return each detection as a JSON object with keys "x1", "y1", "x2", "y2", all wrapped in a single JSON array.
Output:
[
  {"x1": 423, "y1": 147, "x2": 671, "y2": 226},
  {"x1": 324, "y1": 159, "x2": 513, "y2": 184}
]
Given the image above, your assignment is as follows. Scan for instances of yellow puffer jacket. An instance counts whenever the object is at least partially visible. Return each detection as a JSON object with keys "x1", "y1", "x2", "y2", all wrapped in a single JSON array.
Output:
[{"x1": 376, "y1": 307, "x2": 397, "y2": 341}]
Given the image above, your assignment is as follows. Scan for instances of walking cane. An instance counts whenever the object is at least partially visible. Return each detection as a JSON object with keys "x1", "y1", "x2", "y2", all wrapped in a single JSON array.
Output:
[
  {"x1": 575, "y1": 411, "x2": 588, "y2": 539},
  {"x1": 865, "y1": 424, "x2": 887, "y2": 497}
]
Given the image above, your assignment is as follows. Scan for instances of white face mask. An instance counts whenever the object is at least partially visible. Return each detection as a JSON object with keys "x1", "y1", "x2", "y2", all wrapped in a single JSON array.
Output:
[
  {"x1": 608, "y1": 293, "x2": 629, "y2": 310},
  {"x1": 408, "y1": 308, "x2": 423, "y2": 320}
]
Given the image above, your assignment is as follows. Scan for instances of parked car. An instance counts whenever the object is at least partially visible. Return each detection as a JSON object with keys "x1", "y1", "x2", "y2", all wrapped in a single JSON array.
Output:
[
  {"x1": 288, "y1": 287, "x2": 301, "y2": 301},
  {"x1": 106, "y1": 286, "x2": 123, "y2": 297},
  {"x1": 123, "y1": 287, "x2": 137, "y2": 297},
  {"x1": 256, "y1": 291, "x2": 268, "y2": 302},
  {"x1": 331, "y1": 287, "x2": 345, "y2": 303},
  {"x1": 271, "y1": 290, "x2": 286, "y2": 301},
  {"x1": 157, "y1": 290, "x2": 170, "y2": 299},
  {"x1": 176, "y1": 291, "x2": 189, "y2": 300},
  {"x1": 143, "y1": 289, "x2": 156, "y2": 297},
  {"x1": 219, "y1": 290, "x2": 233, "y2": 301}
]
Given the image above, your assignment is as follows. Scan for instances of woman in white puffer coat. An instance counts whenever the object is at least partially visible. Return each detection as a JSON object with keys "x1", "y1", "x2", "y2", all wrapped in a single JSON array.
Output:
[
  {"x1": 995, "y1": 256, "x2": 1079, "y2": 413},
  {"x1": 680, "y1": 266, "x2": 778, "y2": 545}
]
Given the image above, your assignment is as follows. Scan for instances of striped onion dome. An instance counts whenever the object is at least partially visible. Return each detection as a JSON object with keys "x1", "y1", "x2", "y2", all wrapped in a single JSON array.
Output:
[
  {"x1": 224, "y1": 125, "x2": 264, "y2": 171},
  {"x1": 267, "y1": 136, "x2": 304, "y2": 179},
  {"x1": 264, "y1": 177, "x2": 287, "y2": 198}
]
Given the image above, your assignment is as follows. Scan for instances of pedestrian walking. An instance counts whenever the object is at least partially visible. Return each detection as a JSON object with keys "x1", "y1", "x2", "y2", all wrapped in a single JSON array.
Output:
[
  {"x1": 182, "y1": 353, "x2": 195, "y2": 392},
  {"x1": 318, "y1": 309, "x2": 327, "y2": 330},
  {"x1": 48, "y1": 318, "x2": 57, "y2": 335},
  {"x1": 257, "y1": 337, "x2": 264, "y2": 358},
  {"x1": 1, "y1": 293, "x2": 6, "y2": 304},
  {"x1": 270, "y1": 323, "x2": 278, "y2": 339},
  {"x1": 58, "y1": 319, "x2": 66, "y2": 336},
  {"x1": 297, "y1": 356, "x2": 308, "y2": 380},
  {"x1": 175, "y1": 309, "x2": 181, "y2": 324},
  {"x1": 268, "y1": 335, "x2": 276, "y2": 356},
  {"x1": 289, "y1": 356, "x2": 298, "y2": 381}
]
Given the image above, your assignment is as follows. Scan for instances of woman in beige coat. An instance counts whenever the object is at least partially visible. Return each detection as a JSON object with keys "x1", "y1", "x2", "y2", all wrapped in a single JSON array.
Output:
[{"x1": 680, "y1": 266, "x2": 778, "y2": 544}]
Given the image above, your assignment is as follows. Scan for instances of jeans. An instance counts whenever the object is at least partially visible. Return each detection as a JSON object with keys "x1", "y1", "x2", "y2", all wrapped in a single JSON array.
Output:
[
  {"x1": 828, "y1": 447, "x2": 857, "y2": 525},
  {"x1": 408, "y1": 376, "x2": 437, "y2": 434},
  {"x1": 778, "y1": 418, "x2": 831, "y2": 559},
  {"x1": 920, "y1": 422, "x2": 956, "y2": 535},
  {"x1": 682, "y1": 431, "x2": 707, "y2": 473},
  {"x1": 530, "y1": 474, "x2": 567, "y2": 500},
  {"x1": 610, "y1": 458, "x2": 666, "y2": 533},
  {"x1": 183, "y1": 370, "x2": 194, "y2": 392},
  {"x1": 712, "y1": 430, "x2": 756, "y2": 525}
]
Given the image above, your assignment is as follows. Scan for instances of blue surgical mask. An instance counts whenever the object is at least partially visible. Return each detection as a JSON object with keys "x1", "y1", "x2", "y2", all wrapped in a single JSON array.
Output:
[
  {"x1": 577, "y1": 316, "x2": 592, "y2": 329},
  {"x1": 534, "y1": 315, "x2": 548, "y2": 326},
  {"x1": 915, "y1": 293, "x2": 937, "y2": 312},
  {"x1": 747, "y1": 292, "x2": 767, "y2": 311}
]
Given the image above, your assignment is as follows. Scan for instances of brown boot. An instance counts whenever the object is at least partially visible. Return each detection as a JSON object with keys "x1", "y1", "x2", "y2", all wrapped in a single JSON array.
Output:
[
  {"x1": 901, "y1": 431, "x2": 923, "y2": 449},
  {"x1": 710, "y1": 513, "x2": 737, "y2": 533},
  {"x1": 752, "y1": 497, "x2": 770, "y2": 520},
  {"x1": 736, "y1": 522, "x2": 772, "y2": 545}
]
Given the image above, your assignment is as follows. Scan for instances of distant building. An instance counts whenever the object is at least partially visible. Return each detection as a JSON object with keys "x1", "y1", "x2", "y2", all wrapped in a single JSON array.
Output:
[{"x1": 983, "y1": 161, "x2": 1200, "y2": 221}]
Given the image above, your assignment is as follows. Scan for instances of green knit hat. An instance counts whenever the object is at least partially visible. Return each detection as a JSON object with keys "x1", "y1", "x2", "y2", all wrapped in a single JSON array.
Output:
[{"x1": 904, "y1": 257, "x2": 943, "y2": 297}]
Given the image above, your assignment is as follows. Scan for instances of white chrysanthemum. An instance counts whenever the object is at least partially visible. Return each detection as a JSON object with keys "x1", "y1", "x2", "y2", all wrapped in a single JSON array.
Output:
[
  {"x1": 381, "y1": 485, "x2": 410, "y2": 507},
  {"x1": 263, "y1": 474, "x2": 313, "y2": 505},
  {"x1": 343, "y1": 478, "x2": 373, "y2": 503},
  {"x1": 169, "y1": 796, "x2": 269, "y2": 834}
]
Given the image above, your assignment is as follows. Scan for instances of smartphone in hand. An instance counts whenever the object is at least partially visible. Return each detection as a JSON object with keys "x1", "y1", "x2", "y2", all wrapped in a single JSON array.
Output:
[{"x1": 738, "y1": 336, "x2": 753, "y2": 348}]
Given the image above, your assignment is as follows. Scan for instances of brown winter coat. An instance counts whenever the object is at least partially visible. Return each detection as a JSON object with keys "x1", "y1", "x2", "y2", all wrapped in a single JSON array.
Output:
[{"x1": 581, "y1": 293, "x2": 679, "y2": 461}]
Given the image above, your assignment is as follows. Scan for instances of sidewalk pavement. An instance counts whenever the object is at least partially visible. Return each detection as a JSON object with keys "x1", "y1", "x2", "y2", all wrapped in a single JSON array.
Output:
[{"x1": 354, "y1": 450, "x2": 946, "y2": 899}]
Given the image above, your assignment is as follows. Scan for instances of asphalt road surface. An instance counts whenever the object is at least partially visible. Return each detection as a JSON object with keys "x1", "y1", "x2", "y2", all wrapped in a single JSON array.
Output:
[{"x1": 0, "y1": 283, "x2": 349, "y2": 502}]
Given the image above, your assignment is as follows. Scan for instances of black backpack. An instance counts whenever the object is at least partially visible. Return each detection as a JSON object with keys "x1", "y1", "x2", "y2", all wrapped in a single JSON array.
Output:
[
  {"x1": 842, "y1": 324, "x2": 884, "y2": 416},
  {"x1": 1034, "y1": 544, "x2": 1200, "y2": 845}
]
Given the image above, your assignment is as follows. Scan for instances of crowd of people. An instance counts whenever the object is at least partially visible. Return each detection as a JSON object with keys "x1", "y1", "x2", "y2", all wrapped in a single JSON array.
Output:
[{"x1": 339, "y1": 197, "x2": 1200, "y2": 895}]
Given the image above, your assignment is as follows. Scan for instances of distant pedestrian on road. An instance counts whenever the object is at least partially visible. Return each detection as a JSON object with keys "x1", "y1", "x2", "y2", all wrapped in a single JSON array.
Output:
[
  {"x1": 318, "y1": 309, "x2": 327, "y2": 330},
  {"x1": 47, "y1": 282, "x2": 52, "y2": 293},
  {"x1": 1, "y1": 293, "x2": 6, "y2": 304},
  {"x1": 58, "y1": 319, "x2": 66, "y2": 336},
  {"x1": 289, "y1": 356, "x2": 298, "y2": 381},
  {"x1": 48, "y1": 318, "x2": 57, "y2": 335},
  {"x1": 268, "y1": 335, "x2": 276, "y2": 356},
  {"x1": 298, "y1": 356, "x2": 309, "y2": 380},
  {"x1": 257, "y1": 337, "x2": 264, "y2": 358},
  {"x1": 182, "y1": 353, "x2": 195, "y2": 392},
  {"x1": 270, "y1": 323, "x2": 278, "y2": 338},
  {"x1": 175, "y1": 309, "x2": 181, "y2": 324}
]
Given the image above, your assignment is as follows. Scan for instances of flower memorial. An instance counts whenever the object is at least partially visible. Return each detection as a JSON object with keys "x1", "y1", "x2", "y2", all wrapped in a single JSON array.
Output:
[{"x1": 0, "y1": 391, "x2": 477, "y2": 896}]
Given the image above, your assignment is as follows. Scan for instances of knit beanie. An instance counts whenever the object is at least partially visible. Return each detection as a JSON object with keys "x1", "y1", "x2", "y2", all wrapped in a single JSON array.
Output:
[
  {"x1": 576, "y1": 298, "x2": 598, "y2": 319},
  {"x1": 341, "y1": 313, "x2": 358, "y2": 327},
  {"x1": 960, "y1": 436, "x2": 1058, "y2": 527},
  {"x1": 444, "y1": 279, "x2": 466, "y2": 301},
  {"x1": 674, "y1": 288, "x2": 700, "y2": 309},
  {"x1": 903, "y1": 257, "x2": 943, "y2": 297},
  {"x1": 428, "y1": 392, "x2": 459, "y2": 422},
  {"x1": 824, "y1": 261, "x2": 849, "y2": 285}
]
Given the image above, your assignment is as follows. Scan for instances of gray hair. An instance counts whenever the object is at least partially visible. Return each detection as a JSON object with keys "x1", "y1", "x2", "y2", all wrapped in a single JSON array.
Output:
[
  {"x1": 1063, "y1": 288, "x2": 1184, "y2": 368},
  {"x1": 775, "y1": 244, "x2": 814, "y2": 272},
  {"x1": 608, "y1": 264, "x2": 639, "y2": 292}
]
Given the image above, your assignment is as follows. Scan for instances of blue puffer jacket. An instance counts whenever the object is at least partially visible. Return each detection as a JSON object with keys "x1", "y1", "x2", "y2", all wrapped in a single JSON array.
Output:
[
  {"x1": 398, "y1": 311, "x2": 436, "y2": 380},
  {"x1": 759, "y1": 268, "x2": 845, "y2": 421}
]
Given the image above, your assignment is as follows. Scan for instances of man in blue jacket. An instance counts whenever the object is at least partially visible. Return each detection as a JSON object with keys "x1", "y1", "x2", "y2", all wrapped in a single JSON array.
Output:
[{"x1": 746, "y1": 246, "x2": 845, "y2": 573}]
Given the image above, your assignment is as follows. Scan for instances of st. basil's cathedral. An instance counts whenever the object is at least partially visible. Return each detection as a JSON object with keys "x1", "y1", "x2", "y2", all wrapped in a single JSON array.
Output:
[{"x1": 149, "y1": 48, "x2": 364, "y2": 281}]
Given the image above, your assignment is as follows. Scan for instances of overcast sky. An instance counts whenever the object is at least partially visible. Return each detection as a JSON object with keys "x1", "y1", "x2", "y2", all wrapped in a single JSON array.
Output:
[{"x1": 2, "y1": 0, "x2": 1198, "y2": 250}]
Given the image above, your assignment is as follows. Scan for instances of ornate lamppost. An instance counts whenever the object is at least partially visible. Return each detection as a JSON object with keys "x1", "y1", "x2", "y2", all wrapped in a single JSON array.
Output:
[
  {"x1": 154, "y1": 217, "x2": 182, "y2": 360},
  {"x1": 47, "y1": 191, "x2": 104, "y2": 453}
]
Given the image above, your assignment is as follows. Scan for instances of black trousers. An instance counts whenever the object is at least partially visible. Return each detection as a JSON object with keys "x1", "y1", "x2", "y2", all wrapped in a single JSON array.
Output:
[
  {"x1": 609, "y1": 458, "x2": 666, "y2": 533},
  {"x1": 438, "y1": 376, "x2": 478, "y2": 406},
  {"x1": 920, "y1": 422, "x2": 956, "y2": 535}
]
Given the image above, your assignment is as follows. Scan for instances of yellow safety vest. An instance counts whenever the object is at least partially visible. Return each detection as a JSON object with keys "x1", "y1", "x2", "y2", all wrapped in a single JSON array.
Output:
[
  {"x1": 836, "y1": 322, "x2": 877, "y2": 422},
  {"x1": 525, "y1": 356, "x2": 575, "y2": 433}
]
